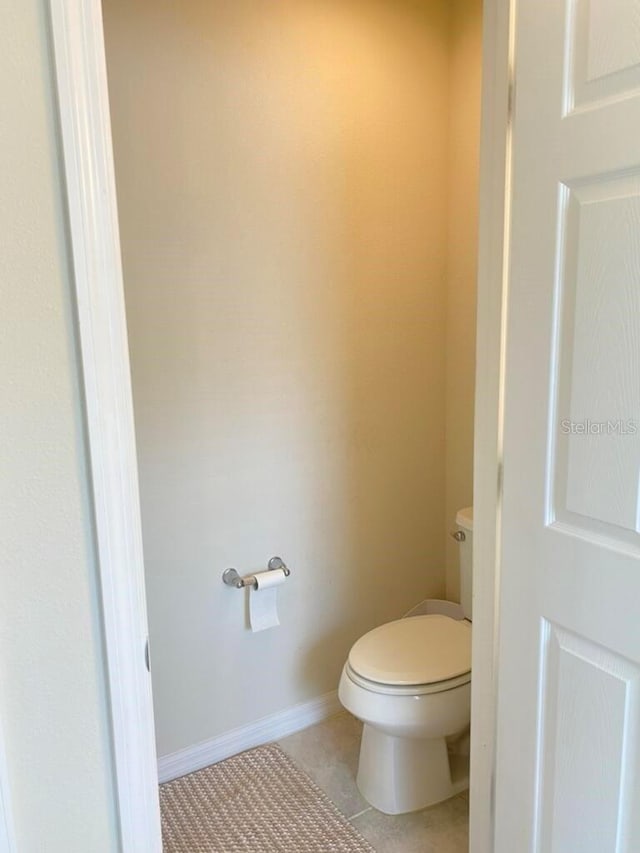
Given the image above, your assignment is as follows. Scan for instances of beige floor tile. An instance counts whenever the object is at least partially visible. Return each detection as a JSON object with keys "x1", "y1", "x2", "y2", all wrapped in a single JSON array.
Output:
[
  {"x1": 277, "y1": 711, "x2": 370, "y2": 819},
  {"x1": 351, "y1": 794, "x2": 469, "y2": 853}
]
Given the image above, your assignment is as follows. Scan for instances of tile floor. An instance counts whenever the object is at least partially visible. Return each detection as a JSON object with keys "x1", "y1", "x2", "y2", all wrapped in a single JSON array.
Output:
[{"x1": 277, "y1": 712, "x2": 469, "y2": 853}]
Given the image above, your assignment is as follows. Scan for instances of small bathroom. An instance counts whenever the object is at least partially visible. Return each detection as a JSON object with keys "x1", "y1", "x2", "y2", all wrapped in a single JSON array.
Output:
[{"x1": 102, "y1": 0, "x2": 482, "y2": 849}]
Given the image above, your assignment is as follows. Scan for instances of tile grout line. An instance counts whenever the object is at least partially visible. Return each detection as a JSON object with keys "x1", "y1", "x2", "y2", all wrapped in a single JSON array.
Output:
[{"x1": 348, "y1": 806, "x2": 372, "y2": 822}]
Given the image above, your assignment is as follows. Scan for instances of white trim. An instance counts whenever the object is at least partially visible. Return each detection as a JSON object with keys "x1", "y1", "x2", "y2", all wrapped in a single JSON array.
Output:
[
  {"x1": 159, "y1": 691, "x2": 342, "y2": 783},
  {"x1": 469, "y1": 0, "x2": 513, "y2": 851},
  {"x1": 48, "y1": 2, "x2": 162, "y2": 850},
  {"x1": 0, "y1": 717, "x2": 16, "y2": 853}
]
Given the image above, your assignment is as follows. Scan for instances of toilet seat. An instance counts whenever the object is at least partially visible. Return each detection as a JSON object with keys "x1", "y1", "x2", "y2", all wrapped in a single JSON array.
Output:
[
  {"x1": 345, "y1": 663, "x2": 471, "y2": 696},
  {"x1": 348, "y1": 615, "x2": 471, "y2": 689}
]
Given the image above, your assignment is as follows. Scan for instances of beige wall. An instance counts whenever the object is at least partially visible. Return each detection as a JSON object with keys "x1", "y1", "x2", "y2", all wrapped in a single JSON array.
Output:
[
  {"x1": 104, "y1": 0, "x2": 451, "y2": 756},
  {"x1": 0, "y1": 2, "x2": 118, "y2": 850},
  {"x1": 445, "y1": 0, "x2": 483, "y2": 601}
]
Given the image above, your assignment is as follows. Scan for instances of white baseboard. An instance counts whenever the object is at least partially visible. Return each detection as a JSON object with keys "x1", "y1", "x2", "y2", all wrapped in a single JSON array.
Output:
[{"x1": 157, "y1": 690, "x2": 342, "y2": 783}]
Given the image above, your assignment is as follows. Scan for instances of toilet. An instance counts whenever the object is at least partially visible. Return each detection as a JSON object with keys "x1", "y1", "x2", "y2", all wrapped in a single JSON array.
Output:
[{"x1": 338, "y1": 506, "x2": 473, "y2": 815}]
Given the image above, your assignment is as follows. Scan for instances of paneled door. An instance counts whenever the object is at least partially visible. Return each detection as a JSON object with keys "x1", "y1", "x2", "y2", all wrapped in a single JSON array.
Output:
[{"x1": 494, "y1": 0, "x2": 640, "y2": 850}]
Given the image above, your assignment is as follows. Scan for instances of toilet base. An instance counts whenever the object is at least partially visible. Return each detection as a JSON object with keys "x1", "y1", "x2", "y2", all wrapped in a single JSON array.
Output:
[{"x1": 356, "y1": 724, "x2": 469, "y2": 815}]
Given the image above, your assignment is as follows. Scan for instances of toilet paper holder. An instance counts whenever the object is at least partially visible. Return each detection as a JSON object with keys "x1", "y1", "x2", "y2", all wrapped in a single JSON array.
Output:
[{"x1": 222, "y1": 556, "x2": 291, "y2": 590}]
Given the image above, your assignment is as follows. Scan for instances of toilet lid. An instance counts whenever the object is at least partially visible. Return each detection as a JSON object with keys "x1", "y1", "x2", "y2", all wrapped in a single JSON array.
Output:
[{"x1": 348, "y1": 615, "x2": 471, "y2": 686}]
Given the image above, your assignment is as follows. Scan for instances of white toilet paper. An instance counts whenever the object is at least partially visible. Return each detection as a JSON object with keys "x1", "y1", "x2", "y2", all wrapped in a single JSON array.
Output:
[{"x1": 249, "y1": 568, "x2": 287, "y2": 632}]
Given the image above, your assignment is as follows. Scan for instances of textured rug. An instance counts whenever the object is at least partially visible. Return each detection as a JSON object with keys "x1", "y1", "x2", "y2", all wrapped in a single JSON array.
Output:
[{"x1": 159, "y1": 743, "x2": 375, "y2": 852}]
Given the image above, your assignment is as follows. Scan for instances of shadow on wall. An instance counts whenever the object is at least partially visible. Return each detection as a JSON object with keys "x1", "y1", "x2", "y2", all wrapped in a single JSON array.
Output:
[{"x1": 104, "y1": 0, "x2": 451, "y2": 756}]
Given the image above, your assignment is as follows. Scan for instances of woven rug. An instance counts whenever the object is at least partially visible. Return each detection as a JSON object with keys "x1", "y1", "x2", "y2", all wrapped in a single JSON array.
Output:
[{"x1": 160, "y1": 743, "x2": 375, "y2": 852}]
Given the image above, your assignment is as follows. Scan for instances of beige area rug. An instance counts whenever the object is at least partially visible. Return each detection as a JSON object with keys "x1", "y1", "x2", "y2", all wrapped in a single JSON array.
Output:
[{"x1": 160, "y1": 744, "x2": 375, "y2": 853}]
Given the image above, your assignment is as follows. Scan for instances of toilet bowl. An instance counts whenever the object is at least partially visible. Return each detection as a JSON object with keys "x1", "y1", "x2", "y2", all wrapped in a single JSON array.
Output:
[
  {"x1": 338, "y1": 613, "x2": 471, "y2": 814},
  {"x1": 338, "y1": 507, "x2": 474, "y2": 815}
]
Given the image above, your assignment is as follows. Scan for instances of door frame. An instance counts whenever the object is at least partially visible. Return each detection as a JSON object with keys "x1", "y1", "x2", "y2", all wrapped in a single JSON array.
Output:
[
  {"x1": 469, "y1": 0, "x2": 514, "y2": 850},
  {"x1": 47, "y1": 0, "x2": 512, "y2": 850},
  {"x1": 49, "y1": 1, "x2": 162, "y2": 850},
  {"x1": 0, "y1": 715, "x2": 16, "y2": 852}
]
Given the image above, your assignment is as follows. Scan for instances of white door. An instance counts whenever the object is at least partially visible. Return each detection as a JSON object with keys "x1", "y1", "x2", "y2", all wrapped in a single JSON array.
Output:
[{"x1": 494, "y1": 0, "x2": 640, "y2": 850}]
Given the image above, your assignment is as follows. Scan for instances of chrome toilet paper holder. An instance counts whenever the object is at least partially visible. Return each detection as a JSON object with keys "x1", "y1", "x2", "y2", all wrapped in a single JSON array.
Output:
[{"x1": 222, "y1": 556, "x2": 291, "y2": 590}]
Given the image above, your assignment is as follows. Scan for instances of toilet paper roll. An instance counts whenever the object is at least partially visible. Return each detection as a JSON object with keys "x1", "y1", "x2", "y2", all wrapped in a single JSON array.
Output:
[
  {"x1": 249, "y1": 568, "x2": 287, "y2": 631},
  {"x1": 254, "y1": 568, "x2": 287, "y2": 589}
]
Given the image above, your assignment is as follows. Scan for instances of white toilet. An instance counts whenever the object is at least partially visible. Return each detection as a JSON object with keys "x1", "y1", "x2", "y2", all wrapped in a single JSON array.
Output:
[{"x1": 338, "y1": 506, "x2": 473, "y2": 815}]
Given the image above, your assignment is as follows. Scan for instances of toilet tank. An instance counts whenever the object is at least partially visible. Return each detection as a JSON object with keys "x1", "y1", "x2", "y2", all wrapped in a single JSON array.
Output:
[{"x1": 455, "y1": 507, "x2": 473, "y2": 620}]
